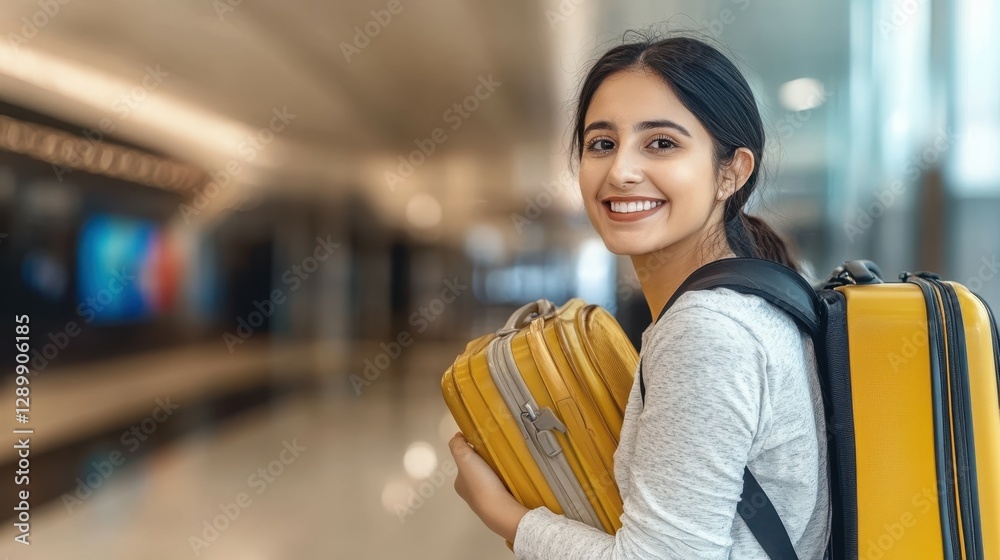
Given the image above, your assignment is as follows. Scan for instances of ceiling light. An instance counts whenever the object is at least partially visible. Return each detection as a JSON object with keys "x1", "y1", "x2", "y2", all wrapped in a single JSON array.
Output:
[
  {"x1": 403, "y1": 442, "x2": 438, "y2": 479},
  {"x1": 779, "y1": 78, "x2": 827, "y2": 112},
  {"x1": 405, "y1": 193, "x2": 442, "y2": 229}
]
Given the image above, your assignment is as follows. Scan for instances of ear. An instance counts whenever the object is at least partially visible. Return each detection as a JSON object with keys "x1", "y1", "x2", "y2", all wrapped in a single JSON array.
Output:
[{"x1": 716, "y1": 147, "x2": 756, "y2": 201}]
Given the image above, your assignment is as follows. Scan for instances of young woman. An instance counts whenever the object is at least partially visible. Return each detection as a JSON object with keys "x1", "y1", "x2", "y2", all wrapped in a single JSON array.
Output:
[{"x1": 449, "y1": 34, "x2": 831, "y2": 559}]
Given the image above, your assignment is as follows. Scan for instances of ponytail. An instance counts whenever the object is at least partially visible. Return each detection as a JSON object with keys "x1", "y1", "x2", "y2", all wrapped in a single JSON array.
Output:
[{"x1": 725, "y1": 211, "x2": 797, "y2": 271}]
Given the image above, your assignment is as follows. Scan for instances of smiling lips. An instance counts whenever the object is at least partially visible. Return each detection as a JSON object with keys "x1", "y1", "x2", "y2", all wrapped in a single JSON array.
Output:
[{"x1": 602, "y1": 197, "x2": 666, "y2": 222}]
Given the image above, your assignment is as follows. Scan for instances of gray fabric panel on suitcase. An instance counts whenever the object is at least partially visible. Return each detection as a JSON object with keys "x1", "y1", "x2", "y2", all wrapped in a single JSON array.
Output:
[{"x1": 486, "y1": 335, "x2": 601, "y2": 529}]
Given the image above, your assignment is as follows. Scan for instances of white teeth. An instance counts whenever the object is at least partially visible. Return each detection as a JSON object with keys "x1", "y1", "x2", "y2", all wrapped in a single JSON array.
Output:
[{"x1": 609, "y1": 200, "x2": 663, "y2": 213}]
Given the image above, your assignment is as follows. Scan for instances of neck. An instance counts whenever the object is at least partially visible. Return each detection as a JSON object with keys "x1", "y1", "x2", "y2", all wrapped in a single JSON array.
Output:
[{"x1": 632, "y1": 237, "x2": 736, "y2": 322}]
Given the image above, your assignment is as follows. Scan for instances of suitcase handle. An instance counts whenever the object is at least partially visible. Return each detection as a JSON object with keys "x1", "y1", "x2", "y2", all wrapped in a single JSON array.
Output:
[{"x1": 497, "y1": 299, "x2": 556, "y2": 335}]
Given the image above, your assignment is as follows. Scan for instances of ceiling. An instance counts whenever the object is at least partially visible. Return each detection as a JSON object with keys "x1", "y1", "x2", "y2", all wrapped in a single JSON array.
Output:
[
  {"x1": 0, "y1": 0, "x2": 850, "y2": 234},
  {"x1": 0, "y1": 1, "x2": 554, "y2": 193}
]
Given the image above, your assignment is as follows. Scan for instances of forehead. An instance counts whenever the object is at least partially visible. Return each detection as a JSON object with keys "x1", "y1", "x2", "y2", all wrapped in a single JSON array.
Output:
[{"x1": 584, "y1": 68, "x2": 698, "y2": 130}]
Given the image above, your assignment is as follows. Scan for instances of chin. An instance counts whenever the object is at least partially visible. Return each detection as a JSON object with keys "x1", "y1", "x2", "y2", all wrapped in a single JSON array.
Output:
[{"x1": 599, "y1": 235, "x2": 659, "y2": 257}]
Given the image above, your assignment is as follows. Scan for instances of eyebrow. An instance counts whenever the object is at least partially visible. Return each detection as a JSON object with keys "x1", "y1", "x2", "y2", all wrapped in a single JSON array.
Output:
[{"x1": 583, "y1": 119, "x2": 692, "y2": 138}]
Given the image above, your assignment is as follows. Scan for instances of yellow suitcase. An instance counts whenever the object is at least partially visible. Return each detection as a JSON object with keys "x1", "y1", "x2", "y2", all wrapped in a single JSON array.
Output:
[
  {"x1": 441, "y1": 298, "x2": 637, "y2": 535},
  {"x1": 826, "y1": 269, "x2": 1000, "y2": 560},
  {"x1": 641, "y1": 258, "x2": 1000, "y2": 560}
]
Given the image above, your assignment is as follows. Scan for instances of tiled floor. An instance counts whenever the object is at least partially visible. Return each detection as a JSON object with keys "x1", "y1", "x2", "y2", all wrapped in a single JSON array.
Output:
[{"x1": 0, "y1": 343, "x2": 514, "y2": 560}]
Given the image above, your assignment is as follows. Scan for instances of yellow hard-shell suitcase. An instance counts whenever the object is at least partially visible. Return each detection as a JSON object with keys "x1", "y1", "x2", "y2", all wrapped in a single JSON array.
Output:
[
  {"x1": 826, "y1": 271, "x2": 1000, "y2": 559},
  {"x1": 441, "y1": 298, "x2": 637, "y2": 535},
  {"x1": 640, "y1": 258, "x2": 1000, "y2": 560}
]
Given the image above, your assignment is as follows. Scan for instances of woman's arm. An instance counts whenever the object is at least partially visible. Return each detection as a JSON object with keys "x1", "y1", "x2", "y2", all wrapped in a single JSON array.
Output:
[{"x1": 452, "y1": 302, "x2": 768, "y2": 559}]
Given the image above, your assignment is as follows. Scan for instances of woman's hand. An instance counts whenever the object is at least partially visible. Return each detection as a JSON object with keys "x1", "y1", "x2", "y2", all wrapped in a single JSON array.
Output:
[{"x1": 449, "y1": 432, "x2": 530, "y2": 543}]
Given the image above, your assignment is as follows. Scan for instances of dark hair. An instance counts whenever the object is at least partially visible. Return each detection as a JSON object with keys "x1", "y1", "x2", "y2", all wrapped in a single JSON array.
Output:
[{"x1": 572, "y1": 33, "x2": 797, "y2": 270}]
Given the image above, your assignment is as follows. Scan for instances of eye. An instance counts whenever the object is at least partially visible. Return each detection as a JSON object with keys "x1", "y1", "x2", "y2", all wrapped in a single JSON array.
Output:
[
  {"x1": 585, "y1": 137, "x2": 615, "y2": 153},
  {"x1": 647, "y1": 135, "x2": 677, "y2": 151}
]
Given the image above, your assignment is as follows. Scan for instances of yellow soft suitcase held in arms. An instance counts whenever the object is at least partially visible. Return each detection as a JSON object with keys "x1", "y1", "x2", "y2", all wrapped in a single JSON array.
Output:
[{"x1": 441, "y1": 298, "x2": 637, "y2": 536}]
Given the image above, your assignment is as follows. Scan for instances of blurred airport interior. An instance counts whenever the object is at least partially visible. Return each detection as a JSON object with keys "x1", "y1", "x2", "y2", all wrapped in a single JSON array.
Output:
[{"x1": 0, "y1": 0, "x2": 998, "y2": 558}]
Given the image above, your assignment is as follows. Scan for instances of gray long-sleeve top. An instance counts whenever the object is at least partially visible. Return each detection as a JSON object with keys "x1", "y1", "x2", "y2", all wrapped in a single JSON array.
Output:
[{"x1": 513, "y1": 288, "x2": 831, "y2": 559}]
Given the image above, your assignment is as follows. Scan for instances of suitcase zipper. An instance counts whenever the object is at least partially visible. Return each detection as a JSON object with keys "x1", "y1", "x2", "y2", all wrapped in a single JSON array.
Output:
[
  {"x1": 486, "y1": 334, "x2": 602, "y2": 528},
  {"x1": 906, "y1": 275, "x2": 961, "y2": 560},
  {"x1": 500, "y1": 335, "x2": 602, "y2": 527},
  {"x1": 931, "y1": 279, "x2": 983, "y2": 560}
]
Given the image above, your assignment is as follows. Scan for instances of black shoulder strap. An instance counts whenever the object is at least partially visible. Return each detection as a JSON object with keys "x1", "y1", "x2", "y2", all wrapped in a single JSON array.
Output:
[
  {"x1": 740, "y1": 468, "x2": 800, "y2": 560},
  {"x1": 638, "y1": 257, "x2": 819, "y2": 560},
  {"x1": 656, "y1": 257, "x2": 820, "y2": 334}
]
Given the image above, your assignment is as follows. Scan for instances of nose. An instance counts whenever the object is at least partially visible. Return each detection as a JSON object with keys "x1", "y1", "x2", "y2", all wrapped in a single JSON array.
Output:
[{"x1": 606, "y1": 147, "x2": 643, "y2": 189}]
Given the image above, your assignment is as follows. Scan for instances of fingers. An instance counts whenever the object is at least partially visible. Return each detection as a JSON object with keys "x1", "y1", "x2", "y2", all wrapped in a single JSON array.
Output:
[
  {"x1": 450, "y1": 433, "x2": 471, "y2": 500},
  {"x1": 449, "y1": 432, "x2": 475, "y2": 461}
]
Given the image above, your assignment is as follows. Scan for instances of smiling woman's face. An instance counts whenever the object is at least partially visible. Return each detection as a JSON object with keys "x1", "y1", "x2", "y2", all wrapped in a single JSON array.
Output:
[{"x1": 579, "y1": 68, "x2": 726, "y2": 257}]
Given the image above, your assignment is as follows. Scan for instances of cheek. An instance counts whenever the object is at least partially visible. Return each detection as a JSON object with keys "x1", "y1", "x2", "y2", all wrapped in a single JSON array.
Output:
[
  {"x1": 647, "y1": 157, "x2": 716, "y2": 210},
  {"x1": 577, "y1": 160, "x2": 604, "y2": 197},
  {"x1": 577, "y1": 161, "x2": 608, "y2": 221}
]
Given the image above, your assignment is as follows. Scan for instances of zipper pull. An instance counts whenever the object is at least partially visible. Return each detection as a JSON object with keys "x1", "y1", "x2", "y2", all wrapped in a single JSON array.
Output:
[
  {"x1": 520, "y1": 404, "x2": 567, "y2": 458},
  {"x1": 523, "y1": 404, "x2": 566, "y2": 433}
]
